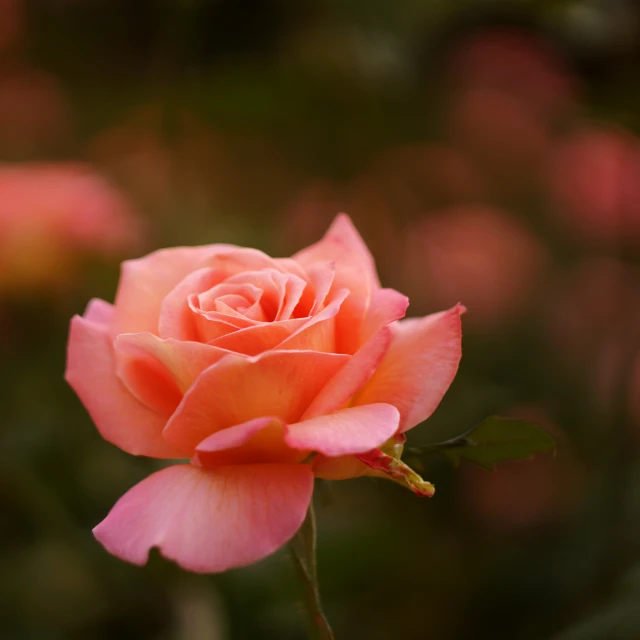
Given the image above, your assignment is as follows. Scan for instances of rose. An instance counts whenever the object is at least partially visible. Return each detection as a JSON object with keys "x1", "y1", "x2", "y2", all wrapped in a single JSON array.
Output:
[
  {"x1": 0, "y1": 163, "x2": 141, "y2": 293},
  {"x1": 65, "y1": 214, "x2": 463, "y2": 573}
]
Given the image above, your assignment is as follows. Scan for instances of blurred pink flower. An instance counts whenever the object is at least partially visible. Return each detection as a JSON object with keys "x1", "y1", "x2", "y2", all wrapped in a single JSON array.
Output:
[
  {"x1": 403, "y1": 206, "x2": 548, "y2": 329},
  {"x1": 0, "y1": 163, "x2": 143, "y2": 293},
  {"x1": 448, "y1": 87, "x2": 552, "y2": 189},
  {"x1": 548, "y1": 125, "x2": 640, "y2": 246},
  {"x1": 448, "y1": 28, "x2": 577, "y2": 120}
]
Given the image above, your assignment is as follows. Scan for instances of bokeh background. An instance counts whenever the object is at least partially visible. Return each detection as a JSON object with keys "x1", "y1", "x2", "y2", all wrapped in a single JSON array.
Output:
[{"x1": 2, "y1": 1, "x2": 640, "y2": 638}]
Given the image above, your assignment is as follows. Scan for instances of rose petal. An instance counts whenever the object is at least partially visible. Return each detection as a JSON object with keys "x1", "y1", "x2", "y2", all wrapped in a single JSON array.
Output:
[
  {"x1": 93, "y1": 463, "x2": 314, "y2": 573},
  {"x1": 301, "y1": 327, "x2": 391, "y2": 419},
  {"x1": 114, "y1": 332, "x2": 232, "y2": 396},
  {"x1": 294, "y1": 214, "x2": 380, "y2": 289},
  {"x1": 84, "y1": 298, "x2": 114, "y2": 325},
  {"x1": 360, "y1": 288, "x2": 409, "y2": 343},
  {"x1": 193, "y1": 417, "x2": 302, "y2": 467},
  {"x1": 285, "y1": 403, "x2": 400, "y2": 456},
  {"x1": 354, "y1": 304, "x2": 464, "y2": 432},
  {"x1": 204, "y1": 246, "x2": 292, "y2": 277},
  {"x1": 307, "y1": 262, "x2": 336, "y2": 314},
  {"x1": 277, "y1": 288, "x2": 349, "y2": 352},
  {"x1": 158, "y1": 267, "x2": 226, "y2": 341},
  {"x1": 294, "y1": 214, "x2": 381, "y2": 353},
  {"x1": 163, "y1": 350, "x2": 350, "y2": 452},
  {"x1": 113, "y1": 246, "x2": 215, "y2": 336},
  {"x1": 65, "y1": 314, "x2": 187, "y2": 458}
]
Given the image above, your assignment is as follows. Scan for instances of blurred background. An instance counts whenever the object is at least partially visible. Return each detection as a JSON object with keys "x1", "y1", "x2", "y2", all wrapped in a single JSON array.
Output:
[{"x1": 1, "y1": 1, "x2": 640, "y2": 638}]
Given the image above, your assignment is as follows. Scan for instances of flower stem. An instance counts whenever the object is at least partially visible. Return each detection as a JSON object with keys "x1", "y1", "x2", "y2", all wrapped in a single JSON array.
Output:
[{"x1": 289, "y1": 502, "x2": 335, "y2": 640}]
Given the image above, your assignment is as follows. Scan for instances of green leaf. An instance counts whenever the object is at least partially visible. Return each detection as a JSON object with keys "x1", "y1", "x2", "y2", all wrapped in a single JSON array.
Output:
[
  {"x1": 408, "y1": 416, "x2": 556, "y2": 470},
  {"x1": 289, "y1": 502, "x2": 335, "y2": 640}
]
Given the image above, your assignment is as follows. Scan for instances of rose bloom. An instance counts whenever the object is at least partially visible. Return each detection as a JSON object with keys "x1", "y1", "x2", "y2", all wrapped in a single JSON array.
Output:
[
  {"x1": 65, "y1": 215, "x2": 463, "y2": 573},
  {"x1": 0, "y1": 163, "x2": 142, "y2": 293}
]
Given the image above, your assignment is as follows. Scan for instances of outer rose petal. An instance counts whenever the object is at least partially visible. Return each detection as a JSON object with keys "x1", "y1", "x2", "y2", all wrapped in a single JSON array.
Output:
[
  {"x1": 294, "y1": 214, "x2": 380, "y2": 353},
  {"x1": 285, "y1": 403, "x2": 400, "y2": 456},
  {"x1": 114, "y1": 333, "x2": 232, "y2": 393},
  {"x1": 112, "y1": 246, "x2": 215, "y2": 335},
  {"x1": 194, "y1": 404, "x2": 399, "y2": 466},
  {"x1": 65, "y1": 314, "x2": 187, "y2": 458},
  {"x1": 360, "y1": 288, "x2": 409, "y2": 343},
  {"x1": 294, "y1": 214, "x2": 380, "y2": 289},
  {"x1": 194, "y1": 417, "x2": 304, "y2": 467},
  {"x1": 163, "y1": 350, "x2": 350, "y2": 452},
  {"x1": 84, "y1": 298, "x2": 114, "y2": 325},
  {"x1": 93, "y1": 463, "x2": 314, "y2": 573},
  {"x1": 301, "y1": 327, "x2": 391, "y2": 419},
  {"x1": 354, "y1": 304, "x2": 465, "y2": 432}
]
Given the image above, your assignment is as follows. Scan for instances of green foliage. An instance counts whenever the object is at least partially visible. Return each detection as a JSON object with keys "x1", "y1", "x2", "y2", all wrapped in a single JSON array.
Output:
[{"x1": 409, "y1": 416, "x2": 556, "y2": 470}]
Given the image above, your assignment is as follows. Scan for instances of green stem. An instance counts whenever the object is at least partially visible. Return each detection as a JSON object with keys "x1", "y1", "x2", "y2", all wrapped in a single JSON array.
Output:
[{"x1": 289, "y1": 502, "x2": 335, "y2": 640}]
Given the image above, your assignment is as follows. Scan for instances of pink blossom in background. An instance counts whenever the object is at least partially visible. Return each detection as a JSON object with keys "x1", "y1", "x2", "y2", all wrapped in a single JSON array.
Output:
[
  {"x1": 403, "y1": 206, "x2": 548, "y2": 330},
  {"x1": 458, "y1": 406, "x2": 583, "y2": 532},
  {"x1": 445, "y1": 28, "x2": 576, "y2": 193},
  {"x1": 448, "y1": 28, "x2": 577, "y2": 120},
  {"x1": 548, "y1": 125, "x2": 640, "y2": 246},
  {"x1": 65, "y1": 215, "x2": 464, "y2": 573},
  {"x1": 448, "y1": 87, "x2": 552, "y2": 189},
  {"x1": 0, "y1": 164, "x2": 143, "y2": 293}
]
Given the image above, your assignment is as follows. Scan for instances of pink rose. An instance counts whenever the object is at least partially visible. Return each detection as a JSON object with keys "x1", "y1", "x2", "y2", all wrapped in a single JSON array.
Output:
[
  {"x1": 548, "y1": 125, "x2": 640, "y2": 246},
  {"x1": 402, "y1": 206, "x2": 547, "y2": 330},
  {"x1": 65, "y1": 215, "x2": 463, "y2": 573},
  {"x1": 0, "y1": 163, "x2": 142, "y2": 293}
]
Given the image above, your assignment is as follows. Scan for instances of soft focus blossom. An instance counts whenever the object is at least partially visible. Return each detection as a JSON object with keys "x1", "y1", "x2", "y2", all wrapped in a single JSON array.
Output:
[
  {"x1": 65, "y1": 215, "x2": 463, "y2": 573},
  {"x1": 0, "y1": 163, "x2": 143, "y2": 293},
  {"x1": 548, "y1": 125, "x2": 640, "y2": 246},
  {"x1": 403, "y1": 206, "x2": 548, "y2": 329},
  {"x1": 446, "y1": 28, "x2": 576, "y2": 193},
  {"x1": 448, "y1": 28, "x2": 577, "y2": 120},
  {"x1": 448, "y1": 87, "x2": 552, "y2": 190}
]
